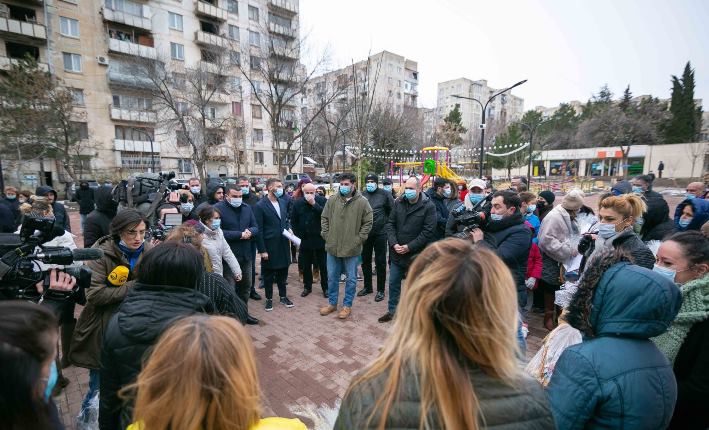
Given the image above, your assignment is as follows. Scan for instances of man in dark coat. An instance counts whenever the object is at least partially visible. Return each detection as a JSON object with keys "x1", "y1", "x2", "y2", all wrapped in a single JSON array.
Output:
[
  {"x1": 359, "y1": 173, "x2": 394, "y2": 301},
  {"x1": 238, "y1": 176, "x2": 261, "y2": 301},
  {"x1": 193, "y1": 182, "x2": 224, "y2": 218},
  {"x1": 188, "y1": 177, "x2": 207, "y2": 206},
  {"x1": 632, "y1": 174, "x2": 673, "y2": 241},
  {"x1": 379, "y1": 177, "x2": 437, "y2": 323},
  {"x1": 73, "y1": 181, "x2": 95, "y2": 231},
  {"x1": 83, "y1": 185, "x2": 118, "y2": 248},
  {"x1": 425, "y1": 177, "x2": 452, "y2": 241},
  {"x1": 254, "y1": 178, "x2": 293, "y2": 312},
  {"x1": 0, "y1": 201, "x2": 15, "y2": 232},
  {"x1": 36, "y1": 185, "x2": 71, "y2": 232},
  {"x1": 291, "y1": 183, "x2": 328, "y2": 297},
  {"x1": 470, "y1": 191, "x2": 531, "y2": 309},
  {"x1": 1, "y1": 186, "x2": 21, "y2": 228},
  {"x1": 216, "y1": 185, "x2": 260, "y2": 325}
]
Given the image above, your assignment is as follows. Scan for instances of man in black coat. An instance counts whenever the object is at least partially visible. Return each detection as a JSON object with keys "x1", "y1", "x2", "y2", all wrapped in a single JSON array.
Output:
[
  {"x1": 425, "y1": 177, "x2": 451, "y2": 241},
  {"x1": 73, "y1": 181, "x2": 95, "y2": 231},
  {"x1": 469, "y1": 190, "x2": 531, "y2": 309},
  {"x1": 358, "y1": 173, "x2": 394, "y2": 301},
  {"x1": 36, "y1": 185, "x2": 71, "y2": 232},
  {"x1": 238, "y1": 176, "x2": 262, "y2": 301},
  {"x1": 254, "y1": 178, "x2": 293, "y2": 312},
  {"x1": 83, "y1": 186, "x2": 118, "y2": 248},
  {"x1": 632, "y1": 175, "x2": 674, "y2": 241},
  {"x1": 291, "y1": 183, "x2": 328, "y2": 298},
  {"x1": 1, "y1": 186, "x2": 21, "y2": 228},
  {"x1": 379, "y1": 177, "x2": 437, "y2": 323}
]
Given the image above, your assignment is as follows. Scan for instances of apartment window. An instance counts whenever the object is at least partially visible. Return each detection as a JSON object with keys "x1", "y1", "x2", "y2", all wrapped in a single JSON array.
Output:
[
  {"x1": 252, "y1": 129, "x2": 263, "y2": 142},
  {"x1": 172, "y1": 72, "x2": 186, "y2": 90},
  {"x1": 249, "y1": 56, "x2": 261, "y2": 70},
  {"x1": 168, "y1": 12, "x2": 183, "y2": 31},
  {"x1": 229, "y1": 51, "x2": 240, "y2": 66},
  {"x1": 62, "y1": 53, "x2": 82, "y2": 72},
  {"x1": 228, "y1": 24, "x2": 239, "y2": 40},
  {"x1": 248, "y1": 30, "x2": 260, "y2": 46},
  {"x1": 231, "y1": 76, "x2": 242, "y2": 91},
  {"x1": 227, "y1": 0, "x2": 238, "y2": 14},
  {"x1": 113, "y1": 94, "x2": 152, "y2": 110},
  {"x1": 232, "y1": 101, "x2": 242, "y2": 116},
  {"x1": 251, "y1": 104, "x2": 262, "y2": 119},
  {"x1": 170, "y1": 42, "x2": 184, "y2": 60},
  {"x1": 122, "y1": 152, "x2": 161, "y2": 170},
  {"x1": 268, "y1": 13, "x2": 291, "y2": 28},
  {"x1": 176, "y1": 130, "x2": 188, "y2": 146},
  {"x1": 176, "y1": 101, "x2": 188, "y2": 114},
  {"x1": 71, "y1": 122, "x2": 89, "y2": 140},
  {"x1": 178, "y1": 159, "x2": 193, "y2": 174},
  {"x1": 235, "y1": 127, "x2": 244, "y2": 140},
  {"x1": 115, "y1": 125, "x2": 154, "y2": 141},
  {"x1": 70, "y1": 89, "x2": 85, "y2": 106},
  {"x1": 205, "y1": 106, "x2": 217, "y2": 120},
  {"x1": 60, "y1": 17, "x2": 80, "y2": 37},
  {"x1": 105, "y1": 0, "x2": 143, "y2": 16},
  {"x1": 205, "y1": 131, "x2": 223, "y2": 146},
  {"x1": 252, "y1": 81, "x2": 261, "y2": 93},
  {"x1": 254, "y1": 151, "x2": 264, "y2": 164},
  {"x1": 248, "y1": 5, "x2": 259, "y2": 21}
]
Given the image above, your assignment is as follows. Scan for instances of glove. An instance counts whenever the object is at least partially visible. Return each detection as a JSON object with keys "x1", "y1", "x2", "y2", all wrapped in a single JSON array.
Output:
[
  {"x1": 577, "y1": 234, "x2": 594, "y2": 254},
  {"x1": 525, "y1": 277, "x2": 536, "y2": 290}
]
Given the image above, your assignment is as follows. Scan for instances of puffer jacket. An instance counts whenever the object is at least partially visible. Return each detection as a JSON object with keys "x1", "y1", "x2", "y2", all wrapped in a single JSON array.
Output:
[
  {"x1": 538, "y1": 205, "x2": 578, "y2": 284},
  {"x1": 84, "y1": 185, "x2": 117, "y2": 248},
  {"x1": 547, "y1": 263, "x2": 682, "y2": 430},
  {"x1": 674, "y1": 197, "x2": 709, "y2": 232},
  {"x1": 335, "y1": 364, "x2": 555, "y2": 429},
  {"x1": 99, "y1": 283, "x2": 213, "y2": 430},
  {"x1": 69, "y1": 236, "x2": 148, "y2": 370},
  {"x1": 201, "y1": 223, "x2": 241, "y2": 277},
  {"x1": 321, "y1": 190, "x2": 373, "y2": 258},
  {"x1": 386, "y1": 193, "x2": 437, "y2": 268},
  {"x1": 363, "y1": 187, "x2": 394, "y2": 238}
]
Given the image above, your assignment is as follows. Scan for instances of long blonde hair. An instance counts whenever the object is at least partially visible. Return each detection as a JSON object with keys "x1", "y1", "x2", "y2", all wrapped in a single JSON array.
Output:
[
  {"x1": 347, "y1": 239, "x2": 522, "y2": 430},
  {"x1": 124, "y1": 315, "x2": 261, "y2": 430}
]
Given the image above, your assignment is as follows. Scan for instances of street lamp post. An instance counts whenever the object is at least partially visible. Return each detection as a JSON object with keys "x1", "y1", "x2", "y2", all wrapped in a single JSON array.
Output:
[
  {"x1": 453, "y1": 79, "x2": 527, "y2": 178},
  {"x1": 520, "y1": 118, "x2": 550, "y2": 186}
]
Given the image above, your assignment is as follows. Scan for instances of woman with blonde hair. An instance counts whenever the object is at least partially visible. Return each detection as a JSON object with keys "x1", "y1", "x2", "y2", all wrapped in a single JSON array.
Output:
[
  {"x1": 165, "y1": 224, "x2": 213, "y2": 272},
  {"x1": 336, "y1": 239, "x2": 554, "y2": 429},
  {"x1": 125, "y1": 315, "x2": 306, "y2": 430}
]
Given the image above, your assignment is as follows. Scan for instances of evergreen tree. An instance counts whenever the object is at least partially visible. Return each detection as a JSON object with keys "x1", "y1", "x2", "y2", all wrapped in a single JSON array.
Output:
[
  {"x1": 619, "y1": 85, "x2": 633, "y2": 113},
  {"x1": 667, "y1": 61, "x2": 702, "y2": 143},
  {"x1": 436, "y1": 104, "x2": 467, "y2": 147}
]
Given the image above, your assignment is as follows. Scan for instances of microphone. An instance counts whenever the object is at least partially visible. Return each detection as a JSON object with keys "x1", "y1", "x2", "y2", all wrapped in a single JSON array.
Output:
[
  {"x1": 107, "y1": 265, "x2": 129, "y2": 287},
  {"x1": 31, "y1": 248, "x2": 105, "y2": 265}
]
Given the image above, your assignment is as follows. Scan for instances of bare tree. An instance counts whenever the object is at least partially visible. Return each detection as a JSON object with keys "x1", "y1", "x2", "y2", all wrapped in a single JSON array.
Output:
[
  {"x1": 346, "y1": 55, "x2": 383, "y2": 180},
  {"x1": 685, "y1": 141, "x2": 706, "y2": 178}
]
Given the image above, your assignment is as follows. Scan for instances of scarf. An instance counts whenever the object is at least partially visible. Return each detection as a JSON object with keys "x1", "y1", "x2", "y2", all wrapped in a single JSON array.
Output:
[
  {"x1": 118, "y1": 240, "x2": 145, "y2": 271},
  {"x1": 652, "y1": 274, "x2": 709, "y2": 363}
]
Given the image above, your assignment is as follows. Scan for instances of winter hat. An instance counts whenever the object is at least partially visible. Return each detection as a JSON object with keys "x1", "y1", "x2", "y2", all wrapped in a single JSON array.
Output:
[
  {"x1": 297, "y1": 177, "x2": 312, "y2": 188},
  {"x1": 382, "y1": 178, "x2": 393, "y2": 185},
  {"x1": 469, "y1": 178, "x2": 487, "y2": 191},
  {"x1": 611, "y1": 180, "x2": 632, "y2": 196},
  {"x1": 365, "y1": 173, "x2": 379, "y2": 184},
  {"x1": 561, "y1": 189, "x2": 585, "y2": 212},
  {"x1": 539, "y1": 190, "x2": 556, "y2": 204}
]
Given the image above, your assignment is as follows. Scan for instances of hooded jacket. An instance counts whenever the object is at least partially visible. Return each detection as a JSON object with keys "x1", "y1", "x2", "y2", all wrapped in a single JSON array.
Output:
[
  {"x1": 193, "y1": 183, "x2": 224, "y2": 219},
  {"x1": 674, "y1": 197, "x2": 709, "y2": 232},
  {"x1": 36, "y1": 185, "x2": 71, "y2": 232},
  {"x1": 547, "y1": 263, "x2": 682, "y2": 430},
  {"x1": 639, "y1": 190, "x2": 671, "y2": 238},
  {"x1": 321, "y1": 189, "x2": 373, "y2": 258},
  {"x1": 99, "y1": 283, "x2": 212, "y2": 430},
  {"x1": 83, "y1": 186, "x2": 117, "y2": 248},
  {"x1": 386, "y1": 192, "x2": 437, "y2": 268}
]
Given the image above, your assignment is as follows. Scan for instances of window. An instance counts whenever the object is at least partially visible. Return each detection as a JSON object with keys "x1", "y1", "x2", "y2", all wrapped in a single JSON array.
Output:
[
  {"x1": 227, "y1": 0, "x2": 238, "y2": 14},
  {"x1": 228, "y1": 24, "x2": 239, "y2": 40},
  {"x1": 252, "y1": 81, "x2": 261, "y2": 93},
  {"x1": 252, "y1": 129, "x2": 263, "y2": 143},
  {"x1": 62, "y1": 52, "x2": 82, "y2": 72},
  {"x1": 232, "y1": 101, "x2": 242, "y2": 116},
  {"x1": 249, "y1": 56, "x2": 261, "y2": 70},
  {"x1": 251, "y1": 104, "x2": 262, "y2": 119},
  {"x1": 70, "y1": 89, "x2": 85, "y2": 106},
  {"x1": 248, "y1": 5, "x2": 259, "y2": 21},
  {"x1": 172, "y1": 72, "x2": 186, "y2": 90},
  {"x1": 207, "y1": 106, "x2": 217, "y2": 119},
  {"x1": 248, "y1": 30, "x2": 260, "y2": 46},
  {"x1": 71, "y1": 122, "x2": 88, "y2": 139},
  {"x1": 168, "y1": 12, "x2": 183, "y2": 31},
  {"x1": 254, "y1": 151, "x2": 264, "y2": 164},
  {"x1": 121, "y1": 152, "x2": 161, "y2": 170},
  {"x1": 178, "y1": 159, "x2": 193, "y2": 174},
  {"x1": 229, "y1": 51, "x2": 240, "y2": 66},
  {"x1": 268, "y1": 13, "x2": 291, "y2": 28},
  {"x1": 176, "y1": 102, "x2": 188, "y2": 114},
  {"x1": 112, "y1": 94, "x2": 152, "y2": 110},
  {"x1": 170, "y1": 42, "x2": 184, "y2": 60},
  {"x1": 60, "y1": 17, "x2": 80, "y2": 37},
  {"x1": 105, "y1": 0, "x2": 143, "y2": 16},
  {"x1": 205, "y1": 131, "x2": 223, "y2": 146},
  {"x1": 115, "y1": 125, "x2": 154, "y2": 141},
  {"x1": 231, "y1": 76, "x2": 241, "y2": 91},
  {"x1": 176, "y1": 130, "x2": 188, "y2": 146}
]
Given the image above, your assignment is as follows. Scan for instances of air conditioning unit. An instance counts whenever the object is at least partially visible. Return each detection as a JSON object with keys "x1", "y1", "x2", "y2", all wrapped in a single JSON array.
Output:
[{"x1": 97, "y1": 56, "x2": 109, "y2": 66}]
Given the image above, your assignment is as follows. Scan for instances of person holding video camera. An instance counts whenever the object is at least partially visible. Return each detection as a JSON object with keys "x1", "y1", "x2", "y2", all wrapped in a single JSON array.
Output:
[
  {"x1": 70, "y1": 209, "x2": 149, "y2": 424},
  {"x1": 36, "y1": 185, "x2": 71, "y2": 233}
]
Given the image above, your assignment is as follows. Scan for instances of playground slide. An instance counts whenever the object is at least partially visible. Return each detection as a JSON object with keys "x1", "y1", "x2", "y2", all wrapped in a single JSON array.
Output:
[
  {"x1": 437, "y1": 164, "x2": 464, "y2": 182},
  {"x1": 420, "y1": 174, "x2": 431, "y2": 187}
]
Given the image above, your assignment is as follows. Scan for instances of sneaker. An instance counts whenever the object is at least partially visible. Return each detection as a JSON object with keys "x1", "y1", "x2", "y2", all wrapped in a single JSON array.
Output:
[
  {"x1": 265, "y1": 299, "x2": 273, "y2": 312},
  {"x1": 374, "y1": 291, "x2": 385, "y2": 302},
  {"x1": 338, "y1": 306, "x2": 352, "y2": 319},
  {"x1": 378, "y1": 312, "x2": 394, "y2": 323},
  {"x1": 280, "y1": 297, "x2": 294, "y2": 308},
  {"x1": 320, "y1": 304, "x2": 337, "y2": 316}
]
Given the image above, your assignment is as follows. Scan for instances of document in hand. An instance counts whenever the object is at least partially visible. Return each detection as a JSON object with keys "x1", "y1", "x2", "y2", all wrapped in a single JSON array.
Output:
[{"x1": 282, "y1": 229, "x2": 301, "y2": 247}]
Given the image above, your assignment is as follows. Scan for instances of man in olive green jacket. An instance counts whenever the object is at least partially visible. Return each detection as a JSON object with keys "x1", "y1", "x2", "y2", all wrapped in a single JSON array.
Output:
[{"x1": 320, "y1": 173, "x2": 373, "y2": 319}]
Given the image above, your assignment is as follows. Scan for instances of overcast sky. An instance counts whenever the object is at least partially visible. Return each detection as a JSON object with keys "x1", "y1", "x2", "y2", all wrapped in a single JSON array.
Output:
[{"x1": 299, "y1": 0, "x2": 709, "y2": 111}]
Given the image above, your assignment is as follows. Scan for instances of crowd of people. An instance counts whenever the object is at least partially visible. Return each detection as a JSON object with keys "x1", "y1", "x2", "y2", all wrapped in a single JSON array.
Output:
[{"x1": 1, "y1": 172, "x2": 708, "y2": 430}]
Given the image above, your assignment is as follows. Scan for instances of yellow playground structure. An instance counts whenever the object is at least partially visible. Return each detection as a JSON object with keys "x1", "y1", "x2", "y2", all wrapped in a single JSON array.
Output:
[{"x1": 390, "y1": 146, "x2": 464, "y2": 187}]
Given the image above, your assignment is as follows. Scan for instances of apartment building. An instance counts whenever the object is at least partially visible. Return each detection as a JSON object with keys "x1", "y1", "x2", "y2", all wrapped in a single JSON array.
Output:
[{"x1": 0, "y1": 0, "x2": 300, "y2": 191}]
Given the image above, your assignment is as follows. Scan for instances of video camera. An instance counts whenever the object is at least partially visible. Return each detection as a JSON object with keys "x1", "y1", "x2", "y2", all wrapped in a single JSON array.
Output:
[
  {"x1": 450, "y1": 194, "x2": 492, "y2": 240},
  {"x1": 0, "y1": 216, "x2": 102, "y2": 301}
]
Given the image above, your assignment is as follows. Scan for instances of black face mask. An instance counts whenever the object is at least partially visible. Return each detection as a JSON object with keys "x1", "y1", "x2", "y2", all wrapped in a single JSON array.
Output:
[{"x1": 537, "y1": 201, "x2": 546, "y2": 209}]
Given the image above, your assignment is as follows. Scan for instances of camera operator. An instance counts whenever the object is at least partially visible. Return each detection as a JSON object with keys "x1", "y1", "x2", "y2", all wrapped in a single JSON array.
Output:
[{"x1": 445, "y1": 179, "x2": 490, "y2": 237}]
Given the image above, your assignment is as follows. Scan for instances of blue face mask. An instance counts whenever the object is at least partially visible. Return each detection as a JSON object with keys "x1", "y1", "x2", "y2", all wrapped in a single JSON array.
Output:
[
  {"x1": 365, "y1": 183, "x2": 377, "y2": 193},
  {"x1": 339, "y1": 185, "x2": 351, "y2": 196},
  {"x1": 632, "y1": 186, "x2": 644, "y2": 194},
  {"x1": 527, "y1": 204, "x2": 536, "y2": 213},
  {"x1": 274, "y1": 188, "x2": 284, "y2": 198},
  {"x1": 6, "y1": 194, "x2": 16, "y2": 200},
  {"x1": 241, "y1": 187, "x2": 250, "y2": 195},
  {"x1": 404, "y1": 189, "x2": 417, "y2": 200},
  {"x1": 469, "y1": 193, "x2": 484, "y2": 204},
  {"x1": 678, "y1": 218, "x2": 692, "y2": 229},
  {"x1": 211, "y1": 218, "x2": 221, "y2": 230},
  {"x1": 181, "y1": 202, "x2": 194, "y2": 213},
  {"x1": 229, "y1": 198, "x2": 242, "y2": 207},
  {"x1": 383, "y1": 185, "x2": 393, "y2": 192},
  {"x1": 490, "y1": 213, "x2": 504, "y2": 221},
  {"x1": 653, "y1": 264, "x2": 676, "y2": 282},
  {"x1": 597, "y1": 222, "x2": 618, "y2": 239},
  {"x1": 44, "y1": 361, "x2": 58, "y2": 403},
  {"x1": 443, "y1": 188, "x2": 452, "y2": 198},
  {"x1": 685, "y1": 193, "x2": 695, "y2": 200},
  {"x1": 190, "y1": 186, "x2": 201, "y2": 195}
]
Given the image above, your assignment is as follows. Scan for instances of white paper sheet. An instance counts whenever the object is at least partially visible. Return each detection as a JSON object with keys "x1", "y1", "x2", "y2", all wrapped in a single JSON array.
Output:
[
  {"x1": 282, "y1": 229, "x2": 301, "y2": 247},
  {"x1": 563, "y1": 254, "x2": 583, "y2": 273}
]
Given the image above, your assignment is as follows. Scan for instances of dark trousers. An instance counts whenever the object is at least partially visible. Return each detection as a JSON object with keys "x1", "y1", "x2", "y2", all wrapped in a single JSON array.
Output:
[
  {"x1": 361, "y1": 234, "x2": 387, "y2": 292},
  {"x1": 300, "y1": 248, "x2": 327, "y2": 292},
  {"x1": 251, "y1": 247, "x2": 257, "y2": 292},
  {"x1": 263, "y1": 266, "x2": 288, "y2": 300},
  {"x1": 235, "y1": 257, "x2": 253, "y2": 306}
]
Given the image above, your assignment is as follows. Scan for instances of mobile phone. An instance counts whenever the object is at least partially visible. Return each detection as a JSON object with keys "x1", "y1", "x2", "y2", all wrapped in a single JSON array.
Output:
[{"x1": 163, "y1": 213, "x2": 182, "y2": 227}]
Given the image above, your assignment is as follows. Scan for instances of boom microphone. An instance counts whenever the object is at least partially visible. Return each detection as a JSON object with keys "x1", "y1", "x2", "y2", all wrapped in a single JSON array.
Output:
[{"x1": 30, "y1": 248, "x2": 105, "y2": 265}]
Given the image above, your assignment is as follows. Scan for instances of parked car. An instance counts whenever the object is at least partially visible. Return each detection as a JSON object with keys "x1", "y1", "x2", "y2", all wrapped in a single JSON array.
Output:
[{"x1": 284, "y1": 173, "x2": 311, "y2": 188}]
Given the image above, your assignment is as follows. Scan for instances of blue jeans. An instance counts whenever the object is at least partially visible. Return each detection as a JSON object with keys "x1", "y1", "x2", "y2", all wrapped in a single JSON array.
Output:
[
  {"x1": 387, "y1": 262, "x2": 406, "y2": 314},
  {"x1": 327, "y1": 254, "x2": 358, "y2": 307},
  {"x1": 80, "y1": 369, "x2": 100, "y2": 412},
  {"x1": 517, "y1": 314, "x2": 527, "y2": 356}
]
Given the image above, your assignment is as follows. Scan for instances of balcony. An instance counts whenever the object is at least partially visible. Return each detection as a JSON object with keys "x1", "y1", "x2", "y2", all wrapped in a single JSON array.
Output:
[
  {"x1": 0, "y1": 56, "x2": 49, "y2": 72},
  {"x1": 195, "y1": 30, "x2": 229, "y2": 48},
  {"x1": 107, "y1": 38, "x2": 156, "y2": 60},
  {"x1": 108, "y1": 68, "x2": 153, "y2": 90},
  {"x1": 114, "y1": 139, "x2": 160, "y2": 152},
  {"x1": 0, "y1": 17, "x2": 47, "y2": 42},
  {"x1": 268, "y1": 0, "x2": 297, "y2": 16},
  {"x1": 195, "y1": 1, "x2": 227, "y2": 21},
  {"x1": 109, "y1": 104, "x2": 157, "y2": 123},
  {"x1": 269, "y1": 45, "x2": 298, "y2": 61},
  {"x1": 268, "y1": 21, "x2": 296, "y2": 39},
  {"x1": 102, "y1": 6, "x2": 151, "y2": 31}
]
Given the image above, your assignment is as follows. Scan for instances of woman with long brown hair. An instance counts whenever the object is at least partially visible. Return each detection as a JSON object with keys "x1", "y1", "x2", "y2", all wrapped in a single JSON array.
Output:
[
  {"x1": 335, "y1": 239, "x2": 554, "y2": 429},
  {"x1": 124, "y1": 315, "x2": 305, "y2": 430}
]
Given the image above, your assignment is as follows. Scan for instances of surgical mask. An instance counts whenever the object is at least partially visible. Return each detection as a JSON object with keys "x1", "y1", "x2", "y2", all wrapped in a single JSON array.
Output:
[
  {"x1": 44, "y1": 361, "x2": 58, "y2": 403},
  {"x1": 229, "y1": 198, "x2": 242, "y2": 207},
  {"x1": 274, "y1": 188, "x2": 284, "y2": 198},
  {"x1": 458, "y1": 185, "x2": 464, "y2": 190},
  {"x1": 632, "y1": 186, "x2": 644, "y2": 194},
  {"x1": 339, "y1": 185, "x2": 351, "y2": 196},
  {"x1": 404, "y1": 189, "x2": 417, "y2": 200},
  {"x1": 678, "y1": 218, "x2": 692, "y2": 229},
  {"x1": 6, "y1": 194, "x2": 16, "y2": 200},
  {"x1": 490, "y1": 213, "x2": 504, "y2": 221},
  {"x1": 527, "y1": 204, "x2": 536, "y2": 213},
  {"x1": 241, "y1": 187, "x2": 250, "y2": 195},
  {"x1": 443, "y1": 188, "x2": 452, "y2": 198},
  {"x1": 597, "y1": 223, "x2": 618, "y2": 239},
  {"x1": 469, "y1": 193, "x2": 484, "y2": 204},
  {"x1": 211, "y1": 219, "x2": 221, "y2": 230},
  {"x1": 366, "y1": 183, "x2": 377, "y2": 193},
  {"x1": 190, "y1": 186, "x2": 201, "y2": 194},
  {"x1": 181, "y1": 202, "x2": 194, "y2": 213},
  {"x1": 653, "y1": 264, "x2": 676, "y2": 282},
  {"x1": 383, "y1": 185, "x2": 393, "y2": 192},
  {"x1": 685, "y1": 193, "x2": 695, "y2": 200}
]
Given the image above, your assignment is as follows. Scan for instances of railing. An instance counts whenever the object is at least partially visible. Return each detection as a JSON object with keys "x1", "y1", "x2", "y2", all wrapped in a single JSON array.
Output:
[
  {"x1": 0, "y1": 56, "x2": 49, "y2": 72},
  {"x1": 0, "y1": 17, "x2": 47, "y2": 40},
  {"x1": 195, "y1": 30, "x2": 229, "y2": 48},
  {"x1": 268, "y1": 21, "x2": 296, "y2": 38},
  {"x1": 107, "y1": 38, "x2": 157, "y2": 60},
  {"x1": 102, "y1": 6, "x2": 152, "y2": 31},
  {"x1": 114, "y1": 139, "x2": 161, "y2": 152},
  {"x1": 268, "y1": 0, "x2": 298, "y2": 15},
  {"x1": 109, "y1": 104, "x2": 157, "y2": 123},
  {"x1": 195, "y1": 0, "x2": 228, "y2": 21}
]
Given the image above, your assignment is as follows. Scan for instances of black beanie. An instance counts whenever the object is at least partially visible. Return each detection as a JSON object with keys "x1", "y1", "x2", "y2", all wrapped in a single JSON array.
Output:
[
  {"x1": 365, "y1": 173, "x2": 379, "y2": 184},
  {"x1": 539, "y1": 190, "x2": 556, "y2": 204},
  {"x1": 382, "y1": 178, "x2": 393, "y2": 185}
]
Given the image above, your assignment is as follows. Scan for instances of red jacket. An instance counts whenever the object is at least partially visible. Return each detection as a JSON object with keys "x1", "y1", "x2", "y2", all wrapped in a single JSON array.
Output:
[
  {"x1": 458, "y1": 188, "x2": 468, "y2": 202},
  {"x1": 526, "y1": 219, "x2": 542, "y2": 289}
]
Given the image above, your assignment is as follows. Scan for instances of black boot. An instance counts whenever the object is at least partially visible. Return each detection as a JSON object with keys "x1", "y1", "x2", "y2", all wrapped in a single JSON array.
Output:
[
  {"x1": 250, "y1": 287, "x2": 262, "y2": 301},
  {"x1": 357, "y1": 288, "x2": 373, "y2": 297},
  {"x1": 301, "y1": 288, "x2": 311, "y2": 297}
]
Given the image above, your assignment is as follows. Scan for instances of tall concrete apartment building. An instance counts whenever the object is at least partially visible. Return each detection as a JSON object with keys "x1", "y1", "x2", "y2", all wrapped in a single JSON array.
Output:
[{"x1": 0, "y1": 0, "x2": 300, "y2": 190}]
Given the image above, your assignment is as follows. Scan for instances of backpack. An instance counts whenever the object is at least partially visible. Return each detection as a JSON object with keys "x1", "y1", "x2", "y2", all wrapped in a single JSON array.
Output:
[{"x1": 112, "y1": 172, "x2": 167, "y2": 223}]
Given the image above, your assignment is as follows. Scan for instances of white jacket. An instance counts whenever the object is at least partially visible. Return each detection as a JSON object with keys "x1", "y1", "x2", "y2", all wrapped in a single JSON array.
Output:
[{"x1": 200, "y1": 222, "x2": 241, "y2": 278}]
